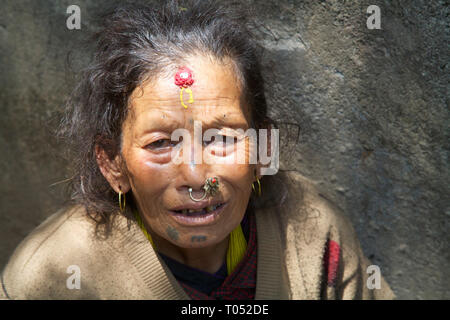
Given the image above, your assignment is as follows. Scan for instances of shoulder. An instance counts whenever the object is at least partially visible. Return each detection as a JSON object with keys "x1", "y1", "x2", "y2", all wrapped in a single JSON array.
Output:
[
  {"x1": 259, "y1": 171, "x2": 396, "y2": 299},
  {"x1": 0, "y1": 205, "x2": 109, "y2": 299}
]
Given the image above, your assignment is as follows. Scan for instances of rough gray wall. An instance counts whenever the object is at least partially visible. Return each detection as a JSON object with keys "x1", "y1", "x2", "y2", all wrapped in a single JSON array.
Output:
[{"x1": 0, "y1": 0, "x2": 448, "y2": 299}]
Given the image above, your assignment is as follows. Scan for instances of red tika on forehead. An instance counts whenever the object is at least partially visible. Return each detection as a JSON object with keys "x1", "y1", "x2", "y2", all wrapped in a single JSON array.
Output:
[
  {"x1": 175, "y1": 66, "x2": 195, "y2": 109},
  {"x1": 175, "y1": 66, "x2": 194, "y2": 88}
]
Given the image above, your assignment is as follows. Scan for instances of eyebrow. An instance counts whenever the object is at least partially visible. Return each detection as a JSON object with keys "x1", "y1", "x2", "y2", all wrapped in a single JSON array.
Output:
[
  {"x1": 138, "y1": 120, "x2": 180, "y2": 136},
  {"x1": 136, "y1": 111, "x2": 249, "y2": 136},
  {"x1": 205, "y1": 114, "x2": 249, "y2": 129}
]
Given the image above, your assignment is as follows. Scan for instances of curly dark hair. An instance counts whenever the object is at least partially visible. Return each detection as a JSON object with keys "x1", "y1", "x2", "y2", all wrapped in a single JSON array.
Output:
[{"x1": 58, "y1": 0, "x2": 283, "y2": 238}]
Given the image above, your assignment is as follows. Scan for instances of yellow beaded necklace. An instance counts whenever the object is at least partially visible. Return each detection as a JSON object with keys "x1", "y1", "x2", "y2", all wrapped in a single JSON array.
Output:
[{"x1": 133, "y1": 209, "x2": 247, "y2": 275}]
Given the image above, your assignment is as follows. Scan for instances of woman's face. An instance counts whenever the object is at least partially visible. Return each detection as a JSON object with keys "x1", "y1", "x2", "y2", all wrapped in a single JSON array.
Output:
[{"x1": 120, "y1": 55, "x2": 256, "y2": 249}]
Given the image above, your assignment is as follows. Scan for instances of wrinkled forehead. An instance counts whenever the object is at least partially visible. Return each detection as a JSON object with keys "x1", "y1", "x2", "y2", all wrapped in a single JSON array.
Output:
[{"x1": 125, "y1": 55, "x2": 249, "y2": 127}]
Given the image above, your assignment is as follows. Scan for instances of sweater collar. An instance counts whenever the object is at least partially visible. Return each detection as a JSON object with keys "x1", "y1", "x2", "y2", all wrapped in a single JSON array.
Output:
[
  {"x1": 115, "y1": 215, "x2": 189, "y2": 299},
  {"x1": 254, "y1": 205, "x2": 291, "y2": 299}
]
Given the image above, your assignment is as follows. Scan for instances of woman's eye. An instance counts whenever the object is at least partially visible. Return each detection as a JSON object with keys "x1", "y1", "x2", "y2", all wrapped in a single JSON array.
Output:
[
  {"x1": 223, "y1": 135, "x2": 238, "y2": 145},
  {"x1": 206, "y1": 135, "x2": 237, "y2": 146},
  {"x1": 146, "y1": 139, "x2": 172, "y2": 150}
]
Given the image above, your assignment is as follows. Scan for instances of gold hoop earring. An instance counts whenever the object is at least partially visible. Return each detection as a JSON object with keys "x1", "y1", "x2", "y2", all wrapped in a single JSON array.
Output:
[
  {"x1": 119, "y1": 190, "x2": 126, "y2": 212},
  {"x1": 252, "y1": 171, "x2": 261, "y2": 197}
]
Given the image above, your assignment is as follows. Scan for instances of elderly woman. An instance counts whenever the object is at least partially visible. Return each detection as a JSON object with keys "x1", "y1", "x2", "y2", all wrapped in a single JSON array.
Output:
[{"x1": 1, "y1": 1, "x2": 394, "y2": 300}]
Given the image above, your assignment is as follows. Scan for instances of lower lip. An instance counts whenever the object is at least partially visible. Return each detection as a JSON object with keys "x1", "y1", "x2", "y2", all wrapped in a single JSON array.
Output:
[{"x1": 169, "y1": 203, "x2": 227, "y2": 226}]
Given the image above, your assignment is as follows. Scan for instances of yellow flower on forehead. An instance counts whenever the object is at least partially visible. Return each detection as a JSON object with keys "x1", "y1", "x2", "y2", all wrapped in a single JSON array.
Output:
[{"x1": 175, "y1": 66, "x2": 195, "y2": 109}]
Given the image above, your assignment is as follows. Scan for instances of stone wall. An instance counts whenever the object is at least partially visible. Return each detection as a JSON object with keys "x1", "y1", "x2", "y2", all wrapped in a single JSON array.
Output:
[{"x1": 0, "y1": 0, "x2": 448, "y2": 299}]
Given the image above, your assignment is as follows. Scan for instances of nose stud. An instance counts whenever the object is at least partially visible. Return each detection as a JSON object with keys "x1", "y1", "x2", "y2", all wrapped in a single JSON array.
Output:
[{"x1": 188, "y1": 177, "x2": 219, "y2": 202}]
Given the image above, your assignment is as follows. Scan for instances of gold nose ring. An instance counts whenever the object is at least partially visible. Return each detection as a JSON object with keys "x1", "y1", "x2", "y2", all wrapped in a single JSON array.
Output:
[{"x1": 188, "y1": 177, "x2": 219, "y2": 202}]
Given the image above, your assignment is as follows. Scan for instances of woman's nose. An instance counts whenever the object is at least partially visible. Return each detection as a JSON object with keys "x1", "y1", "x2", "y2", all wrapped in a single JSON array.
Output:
[
  {"x1": 178, "y1": 163, "x2": 208, "y2": 191},
  {"x1": 175, "y1": 137, "x2": 210, "y2": 192}
]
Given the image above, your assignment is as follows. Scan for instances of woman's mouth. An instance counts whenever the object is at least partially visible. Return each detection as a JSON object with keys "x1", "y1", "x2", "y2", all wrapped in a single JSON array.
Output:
[
  {"x1": 173, "y1": 203, "x2": 225, "y2": 216},
  {"x1": 169, "y1": 202, "x2": 227, "y2": 226}
]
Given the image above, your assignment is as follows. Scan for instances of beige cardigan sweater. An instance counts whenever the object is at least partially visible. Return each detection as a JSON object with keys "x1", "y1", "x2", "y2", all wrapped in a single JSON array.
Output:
[{"x1": 0, "y1": 171, "x2": 395, "y2": 300}]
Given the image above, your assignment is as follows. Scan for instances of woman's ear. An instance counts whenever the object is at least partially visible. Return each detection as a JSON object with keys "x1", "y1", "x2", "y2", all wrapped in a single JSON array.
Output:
[{"x1": 95, "y1": 144, "x2": 131, "y2": 194}]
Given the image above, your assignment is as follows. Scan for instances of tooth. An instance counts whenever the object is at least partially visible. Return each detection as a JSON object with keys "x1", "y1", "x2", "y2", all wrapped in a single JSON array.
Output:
[
  {"x1": 188, "y1": 209, "x2": 196, "y2": 214},
  {"x1": 206, "y1": 206, "x2": 213, "y2": 213},
  {"x1": 182, "y1": 209, "x2": 188, "y2": 214}
]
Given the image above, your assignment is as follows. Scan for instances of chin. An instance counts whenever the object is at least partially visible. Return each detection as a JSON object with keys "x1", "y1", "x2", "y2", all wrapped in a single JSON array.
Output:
[{"x1": 176, "y1": 233, "x2": 225, "y2": 249}]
